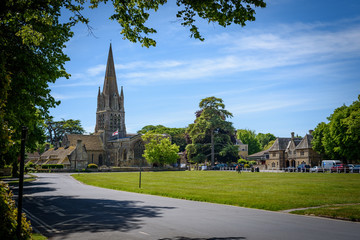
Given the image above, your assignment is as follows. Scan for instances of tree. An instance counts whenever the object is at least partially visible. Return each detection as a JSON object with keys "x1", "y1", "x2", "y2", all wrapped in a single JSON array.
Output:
[
  {"x1": 89, "y1": 0, "x2": 266, "y2": 47},
  {"x1": 142, "y1": 132, "x2": 179, "y2": 167},
  {"x1": 236, "y1": 129, "x2": 261, "y2": 155},
  {"x1": 0, "y1": 0, "x2": 265, "y2": 170},
  {"x1": 312, "y1": 95, "x2": 360, "y2": 162},
  {"x1": 138, "y1": 125, "x2": 187, "y2": 151},
  {"x1": 45, "y1": 119, "x2": 85, "y2": 145},
  {"x1": 186, "y1": 97, "x2": 238, "y2": 166},
  {"x1": 263, "y1": 139, "x2": 275, "y2": 151},
  {"x1": 256, "y1": 133, "x2": 276, "y2": 150}
]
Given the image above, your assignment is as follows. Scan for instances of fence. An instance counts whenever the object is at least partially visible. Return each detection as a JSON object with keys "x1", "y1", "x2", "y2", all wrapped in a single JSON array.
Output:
[{"x1": 207, "y1": 166, "x2": 360, "y2": 173}]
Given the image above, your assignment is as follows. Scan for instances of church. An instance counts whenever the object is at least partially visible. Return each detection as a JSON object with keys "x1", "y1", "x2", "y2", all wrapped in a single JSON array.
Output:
[{"x1": 38, "y1": 44, "x2": 145, "y2": 169}]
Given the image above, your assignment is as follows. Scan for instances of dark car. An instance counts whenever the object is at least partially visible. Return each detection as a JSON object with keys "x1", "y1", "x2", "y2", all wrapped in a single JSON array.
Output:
[
  {"x1": 353, "y1": 165, "x2": 360, "y2": 173},
  {"x1": 331, "y1": 164, "x2": 350, "y2": 173},
  {"x1": 297, "y1": 164, "x2": 311, "y2": 172}
]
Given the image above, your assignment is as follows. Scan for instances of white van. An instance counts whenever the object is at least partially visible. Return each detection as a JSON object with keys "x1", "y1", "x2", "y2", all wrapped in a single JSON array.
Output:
[{"x1": 322, "y1": 160, "x2": 342, "y2": 170}]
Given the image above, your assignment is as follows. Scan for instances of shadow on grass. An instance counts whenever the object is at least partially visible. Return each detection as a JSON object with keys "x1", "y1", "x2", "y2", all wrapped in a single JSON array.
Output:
[{"x1": 20, "y1": 180, "x2": 175, "y2": 238}]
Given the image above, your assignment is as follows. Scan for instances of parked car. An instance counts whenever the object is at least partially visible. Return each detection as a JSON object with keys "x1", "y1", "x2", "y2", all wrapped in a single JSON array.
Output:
[
  {"x1": 212, "y1": 163, "x2": 227, "y2": 170},
  {"x1": 321, "y1": 160, "x2": 342, "y2": 171},
  {"x1": 297, "y1": 164, "x2": 311, "y2": 172},
  {"x1": 330, "y1": 164, "x2": 350, "y2": 173},
  {"x1": 310, "y1": 166, "x2": 324, "y2": 173},
  {"x1": 353, "y1": 165, "x2": 360, "y2": 173}
]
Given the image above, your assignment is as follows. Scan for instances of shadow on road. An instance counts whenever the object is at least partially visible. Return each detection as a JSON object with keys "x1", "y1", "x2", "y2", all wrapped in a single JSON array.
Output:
[
  {"x1": 159, "y1": 237, "x2": 246, "y2": 240},
  {"x1": 20, "y1": 181, "x2": 176, "y2": 238}
]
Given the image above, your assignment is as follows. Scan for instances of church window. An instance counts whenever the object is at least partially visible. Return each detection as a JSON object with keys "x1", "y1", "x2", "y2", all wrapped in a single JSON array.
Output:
[{"x1": 134, "y1": 141, "x2": 145, "y2": 160}]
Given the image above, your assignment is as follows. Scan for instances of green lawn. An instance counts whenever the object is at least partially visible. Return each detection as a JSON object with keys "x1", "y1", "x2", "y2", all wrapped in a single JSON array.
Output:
[
  {"x1": 291, "y1": 204, "x2": 360, "y2": 221},
  {"x1": 72, "y1": 171, "x2": 360, "y2": 212}
]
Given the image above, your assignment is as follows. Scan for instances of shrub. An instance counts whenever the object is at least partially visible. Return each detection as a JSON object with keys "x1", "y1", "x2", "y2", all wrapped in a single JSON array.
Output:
[
  {"x1": 41, "y1": 164, "x2": 63, "y2": 169},
  {"x1": 25, "y1": 162, "x2": 36, "y2": 169},
  {"x1": 0, "y1": 182, "x2": 32, "y2": 239},
  {"x1": 87, "y1": 163, "x2": 98, "y2": 169},
  {"x1": 244, "y1": 164, "x2": 250, "y2": 168},
  {"x1": 238, "y1": 158, "x2": 247, "y2": 164}
]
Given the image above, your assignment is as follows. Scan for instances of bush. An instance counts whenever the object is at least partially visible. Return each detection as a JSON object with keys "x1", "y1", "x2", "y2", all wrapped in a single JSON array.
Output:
[
  {"x1": 87, "y1": 163, "x2": 98, "y2": 169},
  {"x1": 0, "y1": 182, "x2": 32, "y2": 239},
  {"x1": 25, "y1": 162, "x2": 36, "y2": 169},
  {"x1": 25, "y1": 162, "x2": 37, "y2": 173},
  {"x1": 244, "y1": 164, "x2": 250, "y2": 168},
  {"x1": 41, "y1": 164, "x2": 63, "y2": 169}
]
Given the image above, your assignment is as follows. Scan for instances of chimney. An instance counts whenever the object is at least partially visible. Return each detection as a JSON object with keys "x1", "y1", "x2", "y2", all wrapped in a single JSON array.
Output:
[
  {"x1": 291, "y1": 132, "x2": 295, "y2": 139},
  {"x1": 76, "y1": 139, "x2": 82, "y2": 149}
]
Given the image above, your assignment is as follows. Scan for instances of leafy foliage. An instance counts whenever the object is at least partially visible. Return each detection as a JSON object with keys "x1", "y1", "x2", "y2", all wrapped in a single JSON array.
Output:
[
  {"x1": 0, "y1": 0, "x2": 75, "y2": 168},
  {"x1": 236, "y1": 129, "x2": 261, "y2": 155},
  {"x1": 263, "y1": 139, "x2": 276, "y2": 150},
  {"x1": 138, "y1": 125, "x2": 187, "y2": 151},
  {"x1": 312, "y1": 95, "x2": 360, "y2": 162},
  {"x1": 256, "y1": 133, "x2": 276, "y2": 150},
  {"x1": 186, "y1": 97, "x2": 238, "y2": 166},
  {"x1": 0, "y1": 182, "x2": 32, "y2": 239},
  {"x1": 142, "y1": 132, "x2": 180, "y2": 166},
  {"x1": 90, "y1": 0, "x2": 266, "y2": 47}
]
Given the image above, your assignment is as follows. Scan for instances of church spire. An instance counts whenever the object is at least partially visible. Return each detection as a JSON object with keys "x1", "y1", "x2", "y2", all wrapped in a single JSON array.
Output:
[{"x1": 103, "y1": 43, "x2": 119, "y2": 97}]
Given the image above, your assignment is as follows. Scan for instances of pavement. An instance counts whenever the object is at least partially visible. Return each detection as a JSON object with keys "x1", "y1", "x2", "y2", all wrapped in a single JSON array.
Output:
[{"x1": 9, "y1": 173, "x2": 360, "y2": 240}]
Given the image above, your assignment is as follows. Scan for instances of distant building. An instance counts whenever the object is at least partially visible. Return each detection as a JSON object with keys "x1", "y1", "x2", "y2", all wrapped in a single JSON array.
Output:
[
  {"x1": 248, "y1": 149, "x2": 269, "y2": 168},
  {"x1": 235, "y1": 139, "x2": 248, "y2": 159},
  {"x1": 35, "y1": 139, "x2": 88, "y2": 169},
  {"x1": 266, "y1": 131, "x2": 321, "y2": 169}
]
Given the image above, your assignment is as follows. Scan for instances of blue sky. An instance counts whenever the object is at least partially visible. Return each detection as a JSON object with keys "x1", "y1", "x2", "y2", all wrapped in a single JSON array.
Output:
[{"x1": 51, "y1": 0, "x2": 360, "y2": 137}]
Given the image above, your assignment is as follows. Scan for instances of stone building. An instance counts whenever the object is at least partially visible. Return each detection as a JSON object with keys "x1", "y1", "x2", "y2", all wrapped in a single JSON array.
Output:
[
  {"x1": 266, "y1": 130, "x2": 321, "y2": 169},
  {"x1": 35, "y1": 139, "x2": 88, "y2": 169},
  {"x1": 235, "y1": 139, "x2": 248, "y2": 159}
]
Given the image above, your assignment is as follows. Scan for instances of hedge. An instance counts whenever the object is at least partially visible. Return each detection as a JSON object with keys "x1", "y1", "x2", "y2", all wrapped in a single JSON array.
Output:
[
  {"x1": 41, "y1": 164, "x2": 64, "y2": 169},
  {"x1": 0, "y1": 182, "x2": 32, "y2": 239}
]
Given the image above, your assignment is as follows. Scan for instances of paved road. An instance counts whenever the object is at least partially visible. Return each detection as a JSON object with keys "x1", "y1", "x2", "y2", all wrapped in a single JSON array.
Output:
[{"x1": 15, "y1": 173, "x2": 360, "y2": 240}]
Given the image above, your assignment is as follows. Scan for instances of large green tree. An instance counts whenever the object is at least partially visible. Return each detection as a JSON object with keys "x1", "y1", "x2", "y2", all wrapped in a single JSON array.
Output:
[
  {"x1": 138, "y1": 125, "x2": 187, "y2": 151},
  {"x1": 142, "y1": 132, "x2": 179, "y2": 167},
  {"x1": 312, "y1": 95, "x2": 360, "y2": 163},
  {"x1": 0, "y1": 0, "x2": 265, "y2": 168},
  {"x1": 186, "y1": 97, "x2": 238, "y2": 166}
]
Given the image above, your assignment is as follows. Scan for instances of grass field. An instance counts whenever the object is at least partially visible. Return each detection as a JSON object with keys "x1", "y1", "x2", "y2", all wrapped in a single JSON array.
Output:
[{"x1": 72, "y1": 171, "x2": 360, "y2": 215}]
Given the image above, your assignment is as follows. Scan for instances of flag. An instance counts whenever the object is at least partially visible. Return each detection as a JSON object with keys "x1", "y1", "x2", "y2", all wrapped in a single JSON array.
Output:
[{"x1": 112, "y1": 130, "x2": 119, "y2": 136}]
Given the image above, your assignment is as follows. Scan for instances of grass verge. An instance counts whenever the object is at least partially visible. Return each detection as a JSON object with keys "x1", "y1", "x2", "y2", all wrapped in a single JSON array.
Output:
[
  {"x1": 32, "y1": 233, "x2": 47, "y2": 240},
  {"x1": 72, "y1": 171, "x2": 360, "y2": 213},
  {"x1": 291, "y1": 204, "x2": 360, "y2": 221}
]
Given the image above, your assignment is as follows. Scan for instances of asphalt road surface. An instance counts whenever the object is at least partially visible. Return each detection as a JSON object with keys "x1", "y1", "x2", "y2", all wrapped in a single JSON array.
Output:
[{"x1": 14, "y1": 173, "x2": 360, "y2": 240}]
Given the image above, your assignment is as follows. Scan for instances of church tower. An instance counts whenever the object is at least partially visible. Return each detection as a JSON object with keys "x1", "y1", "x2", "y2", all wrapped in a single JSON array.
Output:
[{"x1": 95, "y1": 44, "x2": 126, "y2": 140}]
